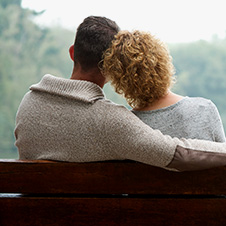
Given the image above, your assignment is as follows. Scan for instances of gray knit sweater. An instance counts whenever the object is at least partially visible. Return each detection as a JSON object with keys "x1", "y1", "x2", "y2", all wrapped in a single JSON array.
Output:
[
  {"x1": 132, "y1": 97, "x2": 225, "y2": 142},
  {"x1": 15, "y1": 74, "x2": 226, "y2": 171}
]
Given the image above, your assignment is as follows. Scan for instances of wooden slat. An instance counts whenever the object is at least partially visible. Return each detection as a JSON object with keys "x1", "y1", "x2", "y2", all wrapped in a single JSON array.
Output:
[
  {"x1": 0, "y1": 197, "x2": 226, "y2": 226},
  {"x1": 1, "y1": 160, "x2": 226, "y2": 195}
]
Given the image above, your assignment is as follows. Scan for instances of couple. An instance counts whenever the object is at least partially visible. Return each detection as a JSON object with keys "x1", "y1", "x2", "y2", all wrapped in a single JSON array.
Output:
[{"x1": 15, "y1": 16, "x2": 226, "y2": 172}]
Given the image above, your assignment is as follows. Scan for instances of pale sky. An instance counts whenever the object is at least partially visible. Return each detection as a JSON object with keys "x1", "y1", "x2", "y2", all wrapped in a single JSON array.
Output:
[{"x1": 22, "y1": 0, "x2": 226, "y2": 43}]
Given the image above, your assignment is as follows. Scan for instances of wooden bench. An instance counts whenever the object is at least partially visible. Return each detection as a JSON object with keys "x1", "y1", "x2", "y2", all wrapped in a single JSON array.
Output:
[{"x1": 1, "y1": 159, "x2": 226, "y2": 226}]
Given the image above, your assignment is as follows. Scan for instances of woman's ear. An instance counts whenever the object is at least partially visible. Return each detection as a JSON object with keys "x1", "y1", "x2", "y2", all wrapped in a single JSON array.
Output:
[{"x1": 69, "y1": 45, "x2": 74, "y2": 61}]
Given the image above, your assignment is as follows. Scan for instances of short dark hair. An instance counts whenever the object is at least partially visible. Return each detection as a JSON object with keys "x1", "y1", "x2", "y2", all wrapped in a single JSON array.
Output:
[{"x1": 74, "y1": 16, "x2": 120, "y2": 71}]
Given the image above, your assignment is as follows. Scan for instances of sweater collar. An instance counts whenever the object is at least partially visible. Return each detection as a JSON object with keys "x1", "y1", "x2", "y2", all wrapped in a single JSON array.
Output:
[{"x1": 30, "y1": 74, "x2": 105, "y2": 103}]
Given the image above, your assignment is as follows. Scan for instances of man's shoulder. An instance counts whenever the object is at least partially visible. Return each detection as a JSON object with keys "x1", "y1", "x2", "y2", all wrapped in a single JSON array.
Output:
[
  {"x1": 95, "y1": 98, "x2": 130, "y2": 114},
  {"x1": 94, "y1": 98, "x2": 143, "y2": 124}
]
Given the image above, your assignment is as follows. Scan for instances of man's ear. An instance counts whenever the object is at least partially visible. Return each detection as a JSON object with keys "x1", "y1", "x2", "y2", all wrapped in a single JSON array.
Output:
[{"x1": 69, "y1": 45, "x2": 74, "y2": 61}]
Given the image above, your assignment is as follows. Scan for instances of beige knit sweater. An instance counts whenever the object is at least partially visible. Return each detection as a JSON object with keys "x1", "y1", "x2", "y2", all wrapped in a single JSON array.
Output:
[{"x1": 15, "y1": 74, "x2": 226, "y2": 171}]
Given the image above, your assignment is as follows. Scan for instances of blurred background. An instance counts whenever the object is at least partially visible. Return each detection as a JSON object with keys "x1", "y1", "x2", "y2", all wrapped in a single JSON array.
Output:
[{"x1": 1, "y1": 0, "x2": 226, "y2": 158}]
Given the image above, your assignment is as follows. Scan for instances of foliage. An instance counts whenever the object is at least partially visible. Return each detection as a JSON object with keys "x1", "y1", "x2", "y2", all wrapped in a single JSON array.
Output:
[
  {"x1": 0, "y1": 0, "x2": 21, "y2": 8},
  {"x1": 0, "y1": 1, "x2": 74, "y2": 158}
]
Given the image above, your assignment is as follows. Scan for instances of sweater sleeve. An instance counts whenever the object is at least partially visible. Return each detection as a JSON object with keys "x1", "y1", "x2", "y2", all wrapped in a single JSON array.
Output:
[
  {"x1": 105, "y1": 104, "x2": 226, "y2": 172},
  {"x1": 207, "y1": 101, "x2": 225, "y2": 142}
]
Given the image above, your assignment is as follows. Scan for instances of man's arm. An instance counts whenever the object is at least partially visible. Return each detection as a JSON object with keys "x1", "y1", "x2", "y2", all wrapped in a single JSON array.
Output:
[
  {"x1": 167, "y1": 145, "x2": 226, "y2": 171},
  {"x1": 105, "y1": 105, "x2": 226, "y2": 172}
]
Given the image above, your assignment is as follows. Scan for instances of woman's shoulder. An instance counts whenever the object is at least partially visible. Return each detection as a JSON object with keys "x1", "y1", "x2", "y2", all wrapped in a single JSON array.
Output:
[
  {"x1": 179, "y1": 97, "x2": 220, "y2": 121},
  {"x1": 182, "y1": 96, "x2": 216, "y2": 109},
  {"x1": 131, "y1": 96, "x2": 218, "y2": 118}
]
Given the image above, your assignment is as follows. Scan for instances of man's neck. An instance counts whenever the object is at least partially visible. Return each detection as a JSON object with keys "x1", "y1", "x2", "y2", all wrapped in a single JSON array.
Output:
[{"x1": 70, "y1": 65, "x2": 106, "y2": 88}]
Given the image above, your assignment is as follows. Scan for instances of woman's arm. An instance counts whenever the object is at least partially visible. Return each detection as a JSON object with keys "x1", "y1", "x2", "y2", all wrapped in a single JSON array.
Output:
[{"x1": 208, "y1": 101, "x2": 225, "y2": 142}]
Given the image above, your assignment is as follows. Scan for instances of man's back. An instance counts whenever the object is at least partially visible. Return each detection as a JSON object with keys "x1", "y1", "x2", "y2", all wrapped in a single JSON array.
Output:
[{"x1": 15, "y1": 74, "x2": 122, "y2": 162}]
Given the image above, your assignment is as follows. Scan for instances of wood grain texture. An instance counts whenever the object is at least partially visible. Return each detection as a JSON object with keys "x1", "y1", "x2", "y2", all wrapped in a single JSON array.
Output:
[
  {"x1": 1, "y1": 160, "x2": 226, "y2": 226},
  {"x1": 0, "y1": 197, "x2": 226, "y2": 226},
  {"x1": 1, "y1": 160, "x2": 226, "y2": 195}
]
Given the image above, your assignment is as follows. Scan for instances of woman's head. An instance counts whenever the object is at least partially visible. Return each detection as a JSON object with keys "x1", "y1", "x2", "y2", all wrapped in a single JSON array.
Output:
[{"x1": 102, "y1": 30, "x2": 175, "y2": 108}]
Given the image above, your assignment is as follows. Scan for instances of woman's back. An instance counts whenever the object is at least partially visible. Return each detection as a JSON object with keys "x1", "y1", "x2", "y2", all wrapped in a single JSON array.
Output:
[
  {"x1": 103, "y1": 30, "x2": 225, "y2": 142},
  {"x1": 132, "y1": 96, "x2": 225, "y2": 142}
]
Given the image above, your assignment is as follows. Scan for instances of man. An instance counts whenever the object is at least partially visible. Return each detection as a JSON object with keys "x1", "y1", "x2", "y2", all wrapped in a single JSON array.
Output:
[{"x1": 15, "y1": 16, "x2": 226, "y2": 172}]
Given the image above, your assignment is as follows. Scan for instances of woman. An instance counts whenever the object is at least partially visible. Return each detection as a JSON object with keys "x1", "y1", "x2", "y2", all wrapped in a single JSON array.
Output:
[{"x1": 102, "y1": 30, "x2": 225, "y2": 142}]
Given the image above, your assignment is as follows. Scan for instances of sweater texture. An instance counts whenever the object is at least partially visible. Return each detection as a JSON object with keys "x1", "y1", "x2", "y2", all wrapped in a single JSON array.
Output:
[
  {"x1": 15, "y1": 74, "x2": 226, "y2": 169},
  {"x1": 132, "y1": 97, "x2": 225, "y2": 142}
]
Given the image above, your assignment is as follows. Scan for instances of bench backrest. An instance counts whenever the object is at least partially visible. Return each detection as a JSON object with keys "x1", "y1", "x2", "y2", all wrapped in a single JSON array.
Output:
[
  {"x1": 1, "y1": 159, "x2": 226, "y2": 195},
  {"x1": 1, "y1": 160, "x2": 226, "y2": 226}
]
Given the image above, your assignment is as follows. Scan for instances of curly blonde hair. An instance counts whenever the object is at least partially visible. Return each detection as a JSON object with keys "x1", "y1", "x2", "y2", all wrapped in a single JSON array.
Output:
[{"x1": 102, "y1": 30, "x2": 175, "y2": 108}]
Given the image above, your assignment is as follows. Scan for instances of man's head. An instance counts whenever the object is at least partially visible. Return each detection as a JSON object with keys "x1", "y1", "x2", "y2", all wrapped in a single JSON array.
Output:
[{"x1": 71, "y1": 16, "x2": 120, "y2": 72}]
